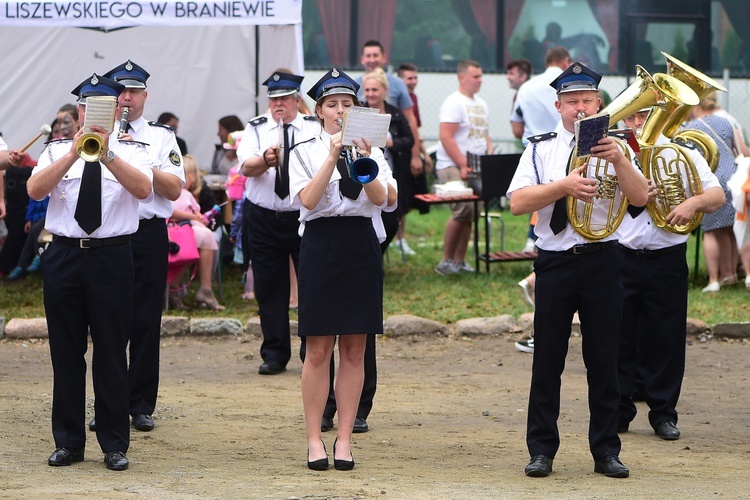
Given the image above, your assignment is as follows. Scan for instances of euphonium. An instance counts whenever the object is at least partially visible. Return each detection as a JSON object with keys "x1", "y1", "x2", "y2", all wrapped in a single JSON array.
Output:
[
  {"x1": 660, "y1": 51, "x2": 724, "y2": 172},
  {"x1": 336, "y1": 117, "x2": 378, "y2": 184},
  {"x1": 635, "y1": 72, "x2": 704, "y2": 234},
  {"x1": 566, "y1": 65, "x2": 662, "y2": 240}
]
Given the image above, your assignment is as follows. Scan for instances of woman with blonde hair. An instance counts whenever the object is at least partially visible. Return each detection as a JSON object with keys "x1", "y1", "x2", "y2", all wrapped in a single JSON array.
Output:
[{"x1": 168, "y1": 155, "x2": 224, "y2": 310}]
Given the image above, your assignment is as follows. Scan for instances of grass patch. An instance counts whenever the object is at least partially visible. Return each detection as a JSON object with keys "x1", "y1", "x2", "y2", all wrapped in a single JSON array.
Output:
[{"x1": 1, "y1": 206, "x2": 748, "y2": 326}]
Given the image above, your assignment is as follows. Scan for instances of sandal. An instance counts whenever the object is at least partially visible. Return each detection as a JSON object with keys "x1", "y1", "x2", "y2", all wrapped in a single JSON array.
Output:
[
  {"x1": 195, "y1": 288, "x2": 225, "y2": 311},
  {"x1": 168, "y1": 291, "x2": 188, "y2": 310}
]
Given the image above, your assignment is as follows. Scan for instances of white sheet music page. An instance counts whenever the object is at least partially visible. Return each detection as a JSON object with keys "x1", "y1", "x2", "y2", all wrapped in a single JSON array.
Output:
[
  {"x1": 83, "y1": 96, "x2": 117, "y2": 135},
  {"x1": 341, "y1": 107, "x2": 390, "y2": 148}
]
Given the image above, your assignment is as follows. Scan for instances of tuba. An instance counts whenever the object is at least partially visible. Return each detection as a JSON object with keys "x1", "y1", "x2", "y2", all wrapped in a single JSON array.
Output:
[
  {"x1": 660, "y1": 51, "x2": 724, "y2": 172},
  {"x1": 635, "y1": 72, "x2": 704, "y2": 234},
  {"x1": 566, "y1": 65, "x2": 665, "y2": 240}
]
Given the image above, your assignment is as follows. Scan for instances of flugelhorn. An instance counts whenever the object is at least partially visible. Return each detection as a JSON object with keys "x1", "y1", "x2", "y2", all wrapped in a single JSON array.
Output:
[
  {"x1": 20, "y1": 124, "x2": 53, "y2": 153},
  {"x1": 336, "y1": 117, "x2": 378, "y2": 184},
  {"x1": 76, "y1": 132, "x2": 106, "y2": 162}
]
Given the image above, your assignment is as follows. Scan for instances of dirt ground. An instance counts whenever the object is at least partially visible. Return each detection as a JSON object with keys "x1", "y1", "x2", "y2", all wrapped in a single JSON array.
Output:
[{"x1": 0, "y1": 331, "x2": 748, "y2": 499}]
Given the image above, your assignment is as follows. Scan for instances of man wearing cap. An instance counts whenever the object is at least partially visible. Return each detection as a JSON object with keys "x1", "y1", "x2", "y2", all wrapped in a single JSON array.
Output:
[
  {"x1": 617, "y1": 110, "x2": 724, "y2": 441},
  {"x1": 507, "y1": 62, "x2": 648, "y2": 479},
  {"x1": 28, "y1": 74, "x2": 154, "y2": 471},
  {"x1": 237, "y1": 70, "x2": 319, "y2": 375},
  {"x1": 94, "y1": 60, "x2": 185, "y2": 434}
]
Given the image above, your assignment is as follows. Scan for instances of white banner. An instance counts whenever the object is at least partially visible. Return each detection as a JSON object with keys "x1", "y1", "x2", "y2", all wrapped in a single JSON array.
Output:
[{"x1": 0, "y1": 0, "x2": 301, "y2": 28}]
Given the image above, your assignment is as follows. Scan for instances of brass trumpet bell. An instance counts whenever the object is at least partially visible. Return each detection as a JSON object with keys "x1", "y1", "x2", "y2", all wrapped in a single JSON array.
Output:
[{"x1": 77, "y1": 133, "x2": 105, "y2": 162}]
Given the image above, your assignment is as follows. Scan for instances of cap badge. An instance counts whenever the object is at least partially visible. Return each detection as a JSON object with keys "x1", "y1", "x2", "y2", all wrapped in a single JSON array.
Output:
[
  {"x1": 273, "y1": 73, "x2": 280, "y2": 81},
  {"x1": 91, "y1": 74, "x2": 99, "y2": 85},
  {"x1": 125, "y1": 61, "x2": 133, "y2": 71},
  {"x1": 331, "y1": 68, "x2": 340, "y2": 78},
  {"x1": 573, "y1": 64, "x2": 582, "y2": 74}
]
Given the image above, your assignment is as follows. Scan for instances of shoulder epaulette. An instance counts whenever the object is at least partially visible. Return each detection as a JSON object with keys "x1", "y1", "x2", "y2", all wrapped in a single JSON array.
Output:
[
  {"x1": 119, "y1": 139, "x2": 150, "y2": 147},
  {"x1": 290, "y1": 137, "x2": 315, "y2": 151},
  {"x1": 671, "y1": 137, "x2": 698, "y2": 150},
  {"x1": 44, "y1": 138, "x2": 73, "y2": 145},
  {"x1": 249, "y1": 116, "x2": 267, "y2": 127},
  {"x1": 527, "y1": 132, "x2": 557, "y2": 143},
  {"x1": 303, "y1": 115, "x2": 317, "y2": 121},
  {"x1": 148, "y1": 121, "x2": 175, "y2": 131}
]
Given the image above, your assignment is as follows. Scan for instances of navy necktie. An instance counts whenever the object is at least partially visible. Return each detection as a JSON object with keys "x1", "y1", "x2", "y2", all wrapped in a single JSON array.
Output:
[
  {"x1": 336, "y1": 157, "x2": 362, "y2": 200},
  {"x1": 74, "y1": 161, "x2": 102, "y2": 234},
  {"x1": 627, "y1": 204, "x2": 645, "y2": 218}
]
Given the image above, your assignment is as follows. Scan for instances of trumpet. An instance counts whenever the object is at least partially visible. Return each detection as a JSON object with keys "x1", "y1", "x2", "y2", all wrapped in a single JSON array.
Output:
[
  {"x1": 20, "y1": 124, "x2": 53, "y2": 153},
  {"x1": 336, "y1": 117, "x2": 378, "y2": 184},
  {"x1": 76, "y1": 132, "x2": 106, "y2": 162},
  {"x1": 118, "y1": 106, "x2": 130, "y2": 138}
]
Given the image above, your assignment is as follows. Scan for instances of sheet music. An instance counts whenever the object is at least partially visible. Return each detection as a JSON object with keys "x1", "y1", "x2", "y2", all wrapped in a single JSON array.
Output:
[
  {"x1": 82, "y1": 96, "x2": 116, "y2": 136},
  {"x1": 341, "y1": 106, "x2": 390, "y2": 148}
]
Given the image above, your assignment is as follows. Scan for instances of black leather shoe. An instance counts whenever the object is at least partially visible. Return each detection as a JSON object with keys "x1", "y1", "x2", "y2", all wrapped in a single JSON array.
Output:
[
  {"x1": 617, "y1": 422, "x2": 629, "y2": 433},
  {"x1": 48, "y1": 447, "x2": 84, "y2": 466},
  {"x1": 524, "y1": 454, "x2": 553, "y2": 477},
  {"x1": 352, "y1": 416, "x2": 369, "y2": 433},
  {"x1": 307, "y1": 440, "x2": 328, "y2": 471},
  {"x1": 132, "y1": 414, "x2": 154, "y2": 432},
  {"x1": 594, "y1": 455, "x2": 629, "y2": 478},
  {"x1": 321, "y1": 416, "x2": 334, "y2": 432},
  {"x1": 89, "y1": 418, "x2": 96, "y2": 432},
  {"x1": 104, "y1": 451, "x2": 129, "y2": 471},
  {"x1": 258, "y1": 361, "x2": 286, "y2": 375},
  {"x1": 333, "y1": 438, "x2": 355, "y2": 471},
  {"x1": 654, "y1": 420, "x2": 680, "y2": 440}
]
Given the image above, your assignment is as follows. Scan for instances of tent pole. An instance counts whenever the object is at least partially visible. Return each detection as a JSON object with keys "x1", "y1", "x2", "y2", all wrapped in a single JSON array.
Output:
[{"x1": 255, "y1": 25, "x2": 260, "y2": 117}]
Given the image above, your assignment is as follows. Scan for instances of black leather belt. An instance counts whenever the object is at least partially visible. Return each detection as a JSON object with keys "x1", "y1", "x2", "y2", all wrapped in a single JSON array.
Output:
[
  {"x1": 620, "y1": 242, "x2": 686, "y2": 259},
  {"x1": 139, "y1": 216, "x2": 165, "y2": 228},
  {"x1": 251, "y1": 203, "x2": 300, "y2": 219},
  {"x1": 54, "y1": 235, "x2": 130, "y2": 248},
  {"x1": 564, "y1": 240, "x2": 619, "y2": 255}
]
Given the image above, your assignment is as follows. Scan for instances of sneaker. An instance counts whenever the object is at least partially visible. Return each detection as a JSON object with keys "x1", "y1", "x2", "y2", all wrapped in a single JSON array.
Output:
[
  {"x1": 455, "y1": 261, "x2": 475, "y2": 273},
  {"x1": 523, "y1": 238, "x2": 537, "y2": 253},
  {"x1": 701, "y1": 281, "x2": 720, "y2": 293},
  {"x1": 745, "y1": 276, "x2": 750, "y2": 289},
  {"x1": 396, "y1": 238, "x2": 416, "y2": 256},
  {"x1": 26, "y1": 256, "x2": 41, "y2": 273},
  {"x1": 7, "y1": 266, "x2": 26, "y2": 280},
  {"x1": 515, "y1": 337, "x2": 534, "y2": 353},
  {"x1": 435, "y1": 259, "x2": 458, "y2": 276},
  {"x1": 518, "y1": 279, "x2": 535, "y2": 308}
]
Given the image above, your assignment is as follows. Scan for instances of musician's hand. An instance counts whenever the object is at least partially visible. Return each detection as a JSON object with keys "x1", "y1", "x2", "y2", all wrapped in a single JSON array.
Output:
[
  {"x1": 352, "y1": 138, "x2": 372, "y2": 158},
  {"x1": 263, "y1": 146, "x2": 280, "y2": 168},
  {"x1": 118, "y1": 132, "x2": 134, "y2": 142},
  {"x1": 329, "y1": 132, "x2": 344, "y2": 158},
  {"x1": 567, "y1": 165, "x2": 599, "y2": 203},
  {"x1": 88, "y1": 125, "x2": 111, "y2": 157},
  {"x1": 7, "y1": 149, "x2": 23, "y2": 167},
  {"x1": 647, "y1": 179, "x2": 658, "y2": 203},
  {"x1": 667, "y1": 197, "x2": 698, "y2": 226},
  {"x1": 590, "y1": 136, "x2": 624, "y2": 164}
]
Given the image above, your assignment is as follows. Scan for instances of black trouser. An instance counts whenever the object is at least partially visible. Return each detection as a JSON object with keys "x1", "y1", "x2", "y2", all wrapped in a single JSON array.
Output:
[
  {"x1": 527, "y1": 245, "x2": 623, "y2": 461},
  {"x1": 42, "y1": 238, "x2": 133, "y2": 453},
  {"x1": 243, "y1": 202, "x2": 300, "y2": 366},
  {"x1": 618, "y1": 243, "x2": 688, "y2": 429},
  {"x1": 128, "y1": 218, "x2": 168, "y2": 417}
]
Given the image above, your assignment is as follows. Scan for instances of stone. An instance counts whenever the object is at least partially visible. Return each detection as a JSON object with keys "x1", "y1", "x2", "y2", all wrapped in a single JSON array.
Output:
[
  {"x1": 454, "y1": 315, "x2": 517, "y2": 337},
  {"x1": 711, "y1": 322, "x2": 750, "y2": 339},
  {"x1": 4, "y1": 318, "x2": 48, "y2": 339},
  {"x1": 0, "y1": 316, "x2": 4, "y2": 339},
  {"x1": 246, "y1": 317, "x2": 262, "y2": 337},
  {"x1": 686, "y1": 318, "x2": 710, "y2": 338},
  {"x1": 189, "y1": 318, "x2": 244, "y2": 336},
  {"x1": 517, "y1": 312, "x2": 534, "y2": 333},
  {"x1": 161, "y1": 316, "x2": 190, "y2": 337},
  {"x1": 383, "y1": 315, "x2": 450, "y2": 338}
]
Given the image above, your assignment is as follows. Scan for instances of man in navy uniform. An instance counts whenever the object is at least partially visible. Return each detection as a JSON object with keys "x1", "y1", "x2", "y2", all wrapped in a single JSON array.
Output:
[
  {"x1": 28, "y1": 74, "x2": 153, "y2": 471},
  {"x1": 95, "y1": 60, "x2": 185, "y2": 433},
  {"x1": 237, "y1": 71, "x2": 320, "y2": 375},
  {"x1": 507, "y1": 62, "x2": 648, "y2": 478}
]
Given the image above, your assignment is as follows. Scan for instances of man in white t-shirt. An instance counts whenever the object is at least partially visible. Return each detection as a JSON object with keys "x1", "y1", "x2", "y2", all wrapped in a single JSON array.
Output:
[
  {"x1": 434, "y1": 60, "x2": 492, "y2": 275},
  {"x1": 511, "y1": 47, "x2": 571, "y2": 147}
]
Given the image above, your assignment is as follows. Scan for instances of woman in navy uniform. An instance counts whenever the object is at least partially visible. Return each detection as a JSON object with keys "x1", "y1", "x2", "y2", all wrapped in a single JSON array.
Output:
[
  {"x1": 28, "y1": 74, "x2": 153, "y2": 471},
  {"x1": 507, "y1": 62, "x2": 648, "y2": 479},
  {"x1": 289, "y1": 68, "x2": 393, "y2": 471}
]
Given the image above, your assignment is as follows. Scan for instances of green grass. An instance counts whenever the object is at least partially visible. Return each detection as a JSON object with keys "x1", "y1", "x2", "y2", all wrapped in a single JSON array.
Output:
[{"x1": 1, "y1": 206, "x2": 749, "y2": 326}]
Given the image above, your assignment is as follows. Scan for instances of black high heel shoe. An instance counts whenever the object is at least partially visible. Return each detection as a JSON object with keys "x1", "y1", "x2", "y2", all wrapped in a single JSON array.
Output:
[
  {"x1": 333, "y1": 438, "x2": 355, "y2": 471},
  {"x1": 307, "y1": 440, "x2": 329, "y2": 471}
]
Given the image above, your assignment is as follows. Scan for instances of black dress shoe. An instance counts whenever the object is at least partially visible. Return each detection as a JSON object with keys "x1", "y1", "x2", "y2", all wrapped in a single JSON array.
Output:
[
  {"x1": 617, "y1": 422, "x2": 629, "y2": 433},
  {"x1": 524, "y1": 454, "x2": 553, "y2": 477},
  {"x1": 89, "y1": 418, "x2": 96, "y2": 432},
  {"x1": 321, "y1": 416, "x2": 334, "y2": 432},
  {"x1": 104, "y1": 451, "x2": 129, "y2": 471},
  {"x1": 352, "y1": 416, "x2": 369, "y2": 433},
  {"x1": 333, "y1": 438, "x2": 355, "y2": 471},
  {"x1": 132, "y1": 414, "x2": 154, "y2": 432},
  {"x1": 594, "y1": 455, "x2": 629, "y2": 478},
  {"x1": 654, "y1": 420, "x2": 680, "y2": 440},
  {"x1": 258, "y1": 361, "x2": 286, "y2": 375},
  {"x1": 307, "y1": 440, "x2": 329, "y2": 471},
  {"x1": 48, "y1": 447, "x2": 85, "y2": 466}
]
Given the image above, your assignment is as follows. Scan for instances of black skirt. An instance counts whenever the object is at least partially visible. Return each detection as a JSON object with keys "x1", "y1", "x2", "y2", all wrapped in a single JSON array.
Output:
[{"x1": 298, "y1": 216, "x2": 384, "y2": 337}]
